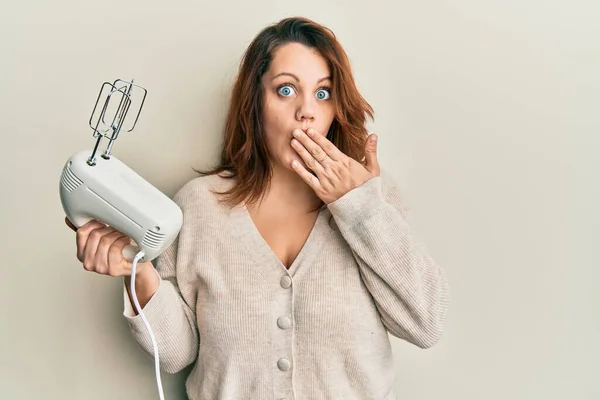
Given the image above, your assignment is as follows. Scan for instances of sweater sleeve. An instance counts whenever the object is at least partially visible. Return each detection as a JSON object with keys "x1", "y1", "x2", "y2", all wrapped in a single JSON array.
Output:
[
  {"x1": 122, "y1": 188, "x2": 199, "y2": 374},
  {"x1": 327, "y1": 171, "x2": 450, "y2": 348}
]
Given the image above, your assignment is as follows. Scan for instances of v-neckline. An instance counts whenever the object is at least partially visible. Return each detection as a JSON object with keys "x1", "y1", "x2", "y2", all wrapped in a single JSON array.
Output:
[{"x1": 230, "y1": 202, "x2": 333, "y2": 277}]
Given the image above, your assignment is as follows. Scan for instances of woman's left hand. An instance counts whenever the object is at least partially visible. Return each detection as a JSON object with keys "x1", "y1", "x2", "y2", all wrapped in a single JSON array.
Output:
[{"x1": 290, "y1": 128, "x2": 380, "y2": 204}]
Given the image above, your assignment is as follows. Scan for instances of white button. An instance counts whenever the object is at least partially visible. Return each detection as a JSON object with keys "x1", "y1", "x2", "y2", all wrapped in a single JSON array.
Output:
[
  {"x1": 277, "y1": 316, "x2": 292, "y2": 329},
  {"x1": 277, "y1": 358, "x2": 291, "y2": 371},
  {"x1": 280, "y1": 275, "x2": 292, "y2": 289}
]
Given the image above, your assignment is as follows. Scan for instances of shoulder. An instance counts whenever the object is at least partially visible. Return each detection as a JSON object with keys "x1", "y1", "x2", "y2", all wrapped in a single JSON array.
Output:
[{"x1": 172, "y1": 172, "x2": 236, "y2": 213}]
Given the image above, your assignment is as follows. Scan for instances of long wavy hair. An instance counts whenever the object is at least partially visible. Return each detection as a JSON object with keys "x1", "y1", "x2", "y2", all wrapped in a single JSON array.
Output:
[{"x1": 195, "y1": 16, "x2": 374, "y2": 208}]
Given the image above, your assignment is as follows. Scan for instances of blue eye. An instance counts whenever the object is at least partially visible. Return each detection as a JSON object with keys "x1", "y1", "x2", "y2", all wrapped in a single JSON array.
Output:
[
  {"x1": 316, "y1": 88, "x2": 330, "y2": 100},
  {"x1": 278, "y1": 85, "x2": 295, "y2": 97}
]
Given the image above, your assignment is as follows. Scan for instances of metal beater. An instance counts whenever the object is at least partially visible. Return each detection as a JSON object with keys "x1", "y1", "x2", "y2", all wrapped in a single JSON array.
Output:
[{"x1": 87, "y1": 79, "x2": 147, "y2": 166}]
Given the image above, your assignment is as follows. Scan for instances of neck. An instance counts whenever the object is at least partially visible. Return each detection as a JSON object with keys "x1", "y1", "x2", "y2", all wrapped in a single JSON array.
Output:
[{"x1": 260, "y1": 163, "x2": 322, "y2": 214}]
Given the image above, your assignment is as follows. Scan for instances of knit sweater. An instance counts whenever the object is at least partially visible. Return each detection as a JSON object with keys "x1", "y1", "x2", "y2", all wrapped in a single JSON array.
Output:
[{"x1": 122, "y1": 171, "x2": 450, "y2": 400}]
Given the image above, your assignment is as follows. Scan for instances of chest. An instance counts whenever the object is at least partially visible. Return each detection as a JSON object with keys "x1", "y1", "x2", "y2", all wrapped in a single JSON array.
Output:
[
  {"x1": 191, "y1": 226, "x2": 384, "y2": 356},
  {"x1": 250, "y1": 211, "x2": 319, "y2": 269}
]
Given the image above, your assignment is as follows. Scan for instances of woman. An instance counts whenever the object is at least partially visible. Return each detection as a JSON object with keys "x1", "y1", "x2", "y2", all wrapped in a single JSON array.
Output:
[{"x1": 67, "y1": 16, "x2": 449, "y2": 400}]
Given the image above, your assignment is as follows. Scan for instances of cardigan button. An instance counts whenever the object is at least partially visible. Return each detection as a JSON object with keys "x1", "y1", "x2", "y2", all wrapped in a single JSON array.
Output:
[
  {"x1": 277, "y1": 358, "x2": 291, "y2": 371},
  {"x1": 280, "y1": 275, "x2": 292, "y2": 289},
  {"x1": 277, "y1": 316, "x2": 292, "y2": 329}
]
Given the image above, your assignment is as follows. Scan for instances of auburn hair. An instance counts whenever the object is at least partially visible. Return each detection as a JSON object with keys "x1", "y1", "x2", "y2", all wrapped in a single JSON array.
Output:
[{"x1": 194, "y1": 16, "x2": 374, "y2": 208}]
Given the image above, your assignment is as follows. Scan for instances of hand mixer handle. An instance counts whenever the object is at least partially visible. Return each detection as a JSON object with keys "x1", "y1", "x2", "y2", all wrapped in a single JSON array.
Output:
[{"x1": 68, "y1": 215, "x2": 141, "y2": 262}]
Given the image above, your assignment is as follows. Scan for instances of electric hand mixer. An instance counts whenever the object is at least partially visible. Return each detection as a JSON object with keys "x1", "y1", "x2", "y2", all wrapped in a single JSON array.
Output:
[{"x1": 59, "y1": 79, "x2": 182, "y2": 400}]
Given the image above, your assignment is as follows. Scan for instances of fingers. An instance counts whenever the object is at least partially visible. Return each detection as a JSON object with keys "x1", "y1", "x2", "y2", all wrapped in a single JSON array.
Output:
[
  {"x1": 68, "y1": 217, "x2": 135, "y2": 277},
  {"x1": 304, "y1": 128, "x2": 345, "y2": 161},
  {"x1": 291, "y1": 128, "x2": 342, "y2": 164},
  {"x1": 291, "y1": 138, "x2": 326, "y2": 176},
  {"x1": 107, "y1": 236, "x2": 134, "y2": 276},
  {"x1": 96, "y1": 230, "x2": 129, "y2": 275},
  {"x1": 82, "y1": 225, "x2": 117, "y2": 270},
  {"x1": 364, "y1": 133, "x2": 380, "y2": 175},
  {"x1": 75, "y1": 220, "x2": 106, "y2": 262},
  {"x1": 291, "y1": 160, "x2": 321, "y2": 191}
]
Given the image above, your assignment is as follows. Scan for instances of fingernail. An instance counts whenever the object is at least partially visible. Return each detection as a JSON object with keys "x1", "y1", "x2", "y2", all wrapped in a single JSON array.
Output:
[
  {"x1": 371, "y1": 135, "x2": 377, "y2": 142},
  {"x1": 307, "y1": 128, "x2": 315, "y2": 136}
]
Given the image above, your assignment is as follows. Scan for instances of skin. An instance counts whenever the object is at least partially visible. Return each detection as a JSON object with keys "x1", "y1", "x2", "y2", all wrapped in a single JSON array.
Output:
[
  {"x1": 253, "y1": 42, "x2": 380, "y2": 210},
  {"x1": 249, "y1": 42, "x2": 380, "y2": 268},
  {"x1": 258, "y1": 42, "x2": 337, "y2": 213},
  {"x1": 245, "y1": 42, "x2": 337, "y2": 267},
  {"x1": 65, "y1": 42, "x2": 380, "y2": 309}
]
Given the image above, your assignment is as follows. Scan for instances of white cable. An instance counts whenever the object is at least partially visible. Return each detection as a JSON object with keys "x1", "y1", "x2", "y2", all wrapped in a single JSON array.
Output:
[{"x1": 130, "y1": 251, "x2": 165, "y2": 400}]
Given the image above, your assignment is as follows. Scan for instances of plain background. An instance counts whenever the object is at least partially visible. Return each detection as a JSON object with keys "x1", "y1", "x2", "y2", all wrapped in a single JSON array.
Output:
[{"x1": 1, "y1": 0, "x2": 598, "y2": 399}]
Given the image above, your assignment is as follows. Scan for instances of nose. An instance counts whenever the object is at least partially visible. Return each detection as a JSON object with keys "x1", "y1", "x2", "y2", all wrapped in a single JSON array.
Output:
[{"x1": 295, "y1": 94, "x2": 316, "y2": 122}]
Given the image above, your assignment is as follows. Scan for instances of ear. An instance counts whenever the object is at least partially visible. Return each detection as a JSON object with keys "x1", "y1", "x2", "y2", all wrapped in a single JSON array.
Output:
[{"x1": 364, "y1": 133, "x2": 380, "y2": 175}]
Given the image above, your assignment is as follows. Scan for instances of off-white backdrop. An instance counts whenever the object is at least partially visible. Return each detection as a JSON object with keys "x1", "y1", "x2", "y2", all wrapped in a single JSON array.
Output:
[{"x1": 1, "y1": 1, "x2": 597, "y2": 399}]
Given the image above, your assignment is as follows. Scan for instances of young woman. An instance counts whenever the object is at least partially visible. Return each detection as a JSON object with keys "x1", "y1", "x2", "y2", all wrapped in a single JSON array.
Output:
[{"x1": 67, "y1": 16, "x2": 449, "y2": 400}]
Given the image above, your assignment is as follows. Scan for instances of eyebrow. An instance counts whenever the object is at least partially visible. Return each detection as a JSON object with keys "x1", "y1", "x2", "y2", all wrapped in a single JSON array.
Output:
[{"x1": 272, "y1": 72, "x2": 331, "y2": 84}]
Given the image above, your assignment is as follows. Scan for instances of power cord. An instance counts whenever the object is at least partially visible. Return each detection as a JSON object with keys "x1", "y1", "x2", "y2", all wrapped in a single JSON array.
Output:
[{"x1": 130, "y1": 251, "x2": 165, "y2": 400}]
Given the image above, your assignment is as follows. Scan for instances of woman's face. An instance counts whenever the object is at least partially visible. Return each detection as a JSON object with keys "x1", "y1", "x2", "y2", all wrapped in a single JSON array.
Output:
[{"x1": 261, "y1": 42, "x2": 335, "y2": 172}]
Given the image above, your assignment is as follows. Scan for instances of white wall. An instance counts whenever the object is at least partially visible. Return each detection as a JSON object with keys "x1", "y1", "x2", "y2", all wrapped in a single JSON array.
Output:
[{"x1": 1, "y1": 1, "x2": 597, "y2": 399}]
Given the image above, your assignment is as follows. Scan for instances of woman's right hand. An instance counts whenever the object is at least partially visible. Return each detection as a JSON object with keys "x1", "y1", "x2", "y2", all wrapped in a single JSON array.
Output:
[
  {"x1": 65, "y1": 216, "x2": 159, "y2": 312},
  {"x1": 64, "y1": 217, "x2": 151, "y2": 277}
]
